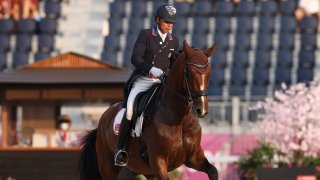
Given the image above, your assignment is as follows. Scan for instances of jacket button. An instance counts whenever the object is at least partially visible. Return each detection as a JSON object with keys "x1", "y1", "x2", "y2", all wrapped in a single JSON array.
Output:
[
  {"x1": 152, "y1": 62, "x2": 154, "y2": 64},
  {"x1": 159, "y1": 50, "x2": 162, "y2": 52}
]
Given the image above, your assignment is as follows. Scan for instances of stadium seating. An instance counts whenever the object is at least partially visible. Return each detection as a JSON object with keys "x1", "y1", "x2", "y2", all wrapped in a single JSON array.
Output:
[
  {"x1": 45, "y1": 1, "x2": 61, "y2": 19},
  {"x1": 34, "y1": 52, "x2": 50, "y2": 62},
  {"x1": 275, "y1": 68, "x2": 292, "y2": 87},
  {"x1": 39, "y1": 18, "x2": 58, "y2": 35},
  {"x1": 214, "y1": 1, "x2": 234, "y2": 16},
  {"x1": 0, "y1": 35, "x2": 10, "y2": 53},
  {"x1": 17, "y1": 18, "x2": 36, "y2": 34},
  {"x1": 211, "y1": 51, "x2": 227, "y2": 69},
  {"x1": 254, "y1": 50, "x2": 271, "y2": 69},
  {"x1": 258, "y1": 16, "x2": 275, "y2": 33},
  {"x1": 215, "y1": 17, "x2": 231, "y2": 34},
  {"x1": 101, "y1": 50, "x2": 117, "y2": 64},
  {"x1": 0, "y1": 52, "x2": 7, "y2": 70},
  {"x1": 298, "y1": 50, "x2": 315, "y2": 68},
  {"x1": 259, "y1": 0, "x2": 277, "y2": 17},
  {"x1": 15, "y1": 34, "x2": 32, "y2": 52},
  {"x1": 234, "y1": 33, "x2": 251, "y2": 51},
  {"x1": 110, "y1": 1, "x2": 125, "y2": 18},
  {"x1": 173, "y1": 17, "x2": 188, "y2": 35},
  {"x1": 0, "y1": 19, "x2": 15, "y2": 35},
  {"x1": 297, "y1": 68, "x2": 314, "y2": 83},
  {"x1": 193, "y1": 17, "x2": 210, "y2": 35},
  {"x1": 12, "y1": 51, "x2": 29, "y2": 68},
  {"x1": 110, "y1": 18, "x2": 124, "y2": 36},
  {"x1": 277, "y1": 50, "x2": 293, "y2": 68},
  {"x1": 103, "y1": 35, "x2": 120, "y2": 52},
  {"x1": 279, "y1": 32, "x2": 295, "y2": 50},
  {"x1": 175, "y1": 2, "x2": 192, "y2": 17},
  {"x1": 191, "y1": 35, "x2": 207, "y2": 50},
  {"x1": 300, "y1": 33, "x2": 317, "y2": 51},
  {"x1": 37, "y1": 34, "x2": 55, "y2": 53},
  {"x1": 214, "y1": 34, "x2": 229, "y2": 51},
  {"x1": 251, "y1": 68, "x2": 270, "y2": 96},
  {"x1": 280, "y1": 16, "x2": 296, "y2": 33},
  {"x1": 98, "y1": 0, "x2": 317, "y2": 100},
  {"x1": 193, "y1": 0, "x2": 212, "y2": 17},
  {"x1": 232, "y1": 50, "x2": 249, "y2": 68},
  {"x1": 236, "y1": 1, "x2": 255, "y2": 16},
  {"x1": 279, "y1": 0, "x2": 297, "y2": 15},
  {"x1": 131, "y1": 0, "x2": 147, "y2": 18},
  {"x1": 128, "y1": 17, "x2": 144, "y2": 35},
  {"x1": 236, "y1": 16, "x2": 253, "y2": 34}
]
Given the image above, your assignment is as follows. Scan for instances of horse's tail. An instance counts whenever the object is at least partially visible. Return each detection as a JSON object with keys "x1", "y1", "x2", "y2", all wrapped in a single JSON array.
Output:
[{"x1": 79, "y1": 129, "x2": 102, "y2": 180}]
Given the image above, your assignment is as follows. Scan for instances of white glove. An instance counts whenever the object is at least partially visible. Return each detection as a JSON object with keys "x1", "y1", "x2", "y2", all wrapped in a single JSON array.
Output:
[{"x1": 149, "y1": 67, "x2": 164, "y2": 78}]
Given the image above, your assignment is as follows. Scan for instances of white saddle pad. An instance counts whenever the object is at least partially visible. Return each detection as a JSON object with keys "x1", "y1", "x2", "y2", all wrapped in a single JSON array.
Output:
[{"x1": 113, "y1": 108, "x2": 144, "y2": 137}]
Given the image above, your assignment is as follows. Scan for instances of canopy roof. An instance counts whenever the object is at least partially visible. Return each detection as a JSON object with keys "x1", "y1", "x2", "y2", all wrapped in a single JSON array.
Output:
[{"x1": 0, "y1": 52, "x2": 131, "y2": 84}]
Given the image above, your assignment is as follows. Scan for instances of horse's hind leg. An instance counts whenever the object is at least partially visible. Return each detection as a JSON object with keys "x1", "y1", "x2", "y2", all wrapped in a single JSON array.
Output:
[{"x1": 185, "y1": 149, "x2": 218, "y2": 180}]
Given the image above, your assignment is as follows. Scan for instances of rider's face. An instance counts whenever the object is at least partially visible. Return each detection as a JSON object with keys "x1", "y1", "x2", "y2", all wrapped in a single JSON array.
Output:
[{"x1": 157, "y1": 17, "x2": 174, "y2": 34}]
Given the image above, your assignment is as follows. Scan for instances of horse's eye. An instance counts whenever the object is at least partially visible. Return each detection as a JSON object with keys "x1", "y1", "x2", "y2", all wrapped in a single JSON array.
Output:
[{"x1": 186, "y1": 71, "x2": 195, "y2": 81}]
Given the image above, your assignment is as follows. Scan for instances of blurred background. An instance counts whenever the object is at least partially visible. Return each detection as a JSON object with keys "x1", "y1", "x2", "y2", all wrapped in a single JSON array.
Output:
[{"x1": 0, "y1": 0, "x2": 319, "y2": 179}]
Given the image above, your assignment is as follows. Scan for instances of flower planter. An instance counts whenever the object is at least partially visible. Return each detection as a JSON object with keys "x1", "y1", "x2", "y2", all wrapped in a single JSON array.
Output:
[{"x1": 256, "y1": 167, "x2": 316, "y2": 180}]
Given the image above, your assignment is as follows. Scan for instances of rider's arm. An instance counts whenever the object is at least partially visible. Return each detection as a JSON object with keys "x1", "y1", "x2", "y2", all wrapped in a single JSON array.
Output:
[{"x1": 131, "y1": 30, "x2": 153, "y2": 74}]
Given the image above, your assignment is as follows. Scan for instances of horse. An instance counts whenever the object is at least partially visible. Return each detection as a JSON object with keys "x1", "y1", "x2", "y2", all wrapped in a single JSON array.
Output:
[{"x1": 79, "y1": 40, "x2": 218, "y2": 180}]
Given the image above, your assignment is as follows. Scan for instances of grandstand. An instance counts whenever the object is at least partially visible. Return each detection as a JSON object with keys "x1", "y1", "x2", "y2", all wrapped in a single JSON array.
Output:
[
  {"x1": 1, "y1": 0, "x2": 320, "y2": 126},
  {"x1": 99, "y1": 0, "x2": 320, "y2": 127}
]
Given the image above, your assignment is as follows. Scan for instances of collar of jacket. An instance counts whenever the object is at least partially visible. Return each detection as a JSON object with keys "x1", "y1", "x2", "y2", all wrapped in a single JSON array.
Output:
[{"x1": 152, "y1": 26, "x2": 173, "y2": 41}]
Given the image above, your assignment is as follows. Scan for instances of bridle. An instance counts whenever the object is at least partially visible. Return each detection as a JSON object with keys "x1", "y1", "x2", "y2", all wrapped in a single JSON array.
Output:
[
  {"x1": 162, "y1": 55, "x2": 210, "y2": 109},
  {"x1": 184, "y1": 59, "x2": 209, "y2": 103}
]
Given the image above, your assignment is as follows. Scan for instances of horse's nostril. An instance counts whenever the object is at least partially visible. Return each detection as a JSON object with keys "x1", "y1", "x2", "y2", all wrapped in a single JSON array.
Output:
[{"x1": 196, "y1": 108, "x2": 202, "y2": 115}]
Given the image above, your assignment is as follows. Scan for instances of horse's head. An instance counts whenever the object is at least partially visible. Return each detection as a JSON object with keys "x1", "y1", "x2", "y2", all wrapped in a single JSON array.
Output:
[{"x1": 183, "y1": 40, "x2": 217, "y2": 118}]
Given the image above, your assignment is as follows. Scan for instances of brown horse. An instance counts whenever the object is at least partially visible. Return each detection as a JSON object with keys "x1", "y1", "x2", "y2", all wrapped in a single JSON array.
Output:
[{"x1": 79, "y1": 40, "x2": 218, "y2": 180}]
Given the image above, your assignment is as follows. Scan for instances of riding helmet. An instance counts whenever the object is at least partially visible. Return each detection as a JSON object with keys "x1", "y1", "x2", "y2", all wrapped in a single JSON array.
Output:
[{"x1": 155, "y1": 5, "x2": 177, "y2": 23}]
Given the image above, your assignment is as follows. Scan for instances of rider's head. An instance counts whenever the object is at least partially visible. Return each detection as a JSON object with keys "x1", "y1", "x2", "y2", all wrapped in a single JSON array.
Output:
[{"x1": 155, "y1": 5, "x2": 176, "y2": 34}]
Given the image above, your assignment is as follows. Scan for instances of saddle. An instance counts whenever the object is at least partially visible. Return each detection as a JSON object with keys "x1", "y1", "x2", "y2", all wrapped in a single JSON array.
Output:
[
  {"x1": 132, "y1": 83, "x2": 161, "y2": 124},
  {"x1": 113, "y1": 83, "x2": 161, "y2": 137}
]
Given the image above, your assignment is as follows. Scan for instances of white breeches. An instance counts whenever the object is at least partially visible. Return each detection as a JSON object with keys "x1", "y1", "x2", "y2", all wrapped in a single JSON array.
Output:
[{"x1": 126, "y1": 76, "x2": 161, "y2": 120}]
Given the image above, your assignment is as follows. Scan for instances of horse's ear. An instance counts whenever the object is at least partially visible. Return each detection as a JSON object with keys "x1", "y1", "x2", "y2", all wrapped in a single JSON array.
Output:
[
  {"x1": 203, "y1": 43, "x2": 218, "y2": 58},
  {"x1": 183, "y1": 40, "x2": 194, "y2": 57}
]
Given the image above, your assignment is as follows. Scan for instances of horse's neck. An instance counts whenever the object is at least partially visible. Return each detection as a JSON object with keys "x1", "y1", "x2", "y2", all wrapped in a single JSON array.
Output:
[{"x1": 157, "y1": 54, "x2": 191, "y2": 121}]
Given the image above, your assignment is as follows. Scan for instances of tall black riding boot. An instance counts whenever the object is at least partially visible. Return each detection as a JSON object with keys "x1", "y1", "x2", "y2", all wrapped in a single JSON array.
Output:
[{"x1": 114, "y1": 114, "x2": 131, "y2": 166}]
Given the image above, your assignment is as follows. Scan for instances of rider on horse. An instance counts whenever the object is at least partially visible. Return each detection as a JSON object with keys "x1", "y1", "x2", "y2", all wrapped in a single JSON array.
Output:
[{"x1": 114, "y1": 5, "x2": 180, "y2": 166}]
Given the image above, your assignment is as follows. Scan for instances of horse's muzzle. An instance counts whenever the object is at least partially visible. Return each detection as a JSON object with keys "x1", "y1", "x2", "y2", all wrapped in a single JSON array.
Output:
[
  {"x1": 193, "y1": 104, "x2": 208, "y2": 118},
  {"x1": 195, "y1": 108, "x2": 208, "y2": 118},
  {"x1": 193, "y1": 92, "x2": 209, "y2": 118}
]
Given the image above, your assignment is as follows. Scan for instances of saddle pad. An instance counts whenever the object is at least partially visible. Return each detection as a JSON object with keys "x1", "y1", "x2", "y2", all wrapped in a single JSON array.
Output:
[{"x1": 113, "y1": 108, "x2": 144, "y2": 137}]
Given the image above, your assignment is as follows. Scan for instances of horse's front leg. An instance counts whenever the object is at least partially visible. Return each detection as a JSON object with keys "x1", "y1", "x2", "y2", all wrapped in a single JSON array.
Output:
[
  {"x1": 149, "y1": 157, "x2": 169, "y2": 180},
  {"x1": 185, "y1": 148, "x2": 218, "y2": 180}
]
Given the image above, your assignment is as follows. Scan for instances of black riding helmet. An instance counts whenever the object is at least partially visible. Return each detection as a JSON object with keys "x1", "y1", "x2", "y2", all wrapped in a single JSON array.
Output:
[{"x1": 155, "y1": 5, "x2": 177, "y2": 23}]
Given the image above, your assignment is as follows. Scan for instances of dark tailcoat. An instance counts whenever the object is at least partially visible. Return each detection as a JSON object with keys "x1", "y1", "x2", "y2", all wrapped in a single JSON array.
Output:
[{"x1": 123, "y1": 26, "x2": 180, "y2": 105}]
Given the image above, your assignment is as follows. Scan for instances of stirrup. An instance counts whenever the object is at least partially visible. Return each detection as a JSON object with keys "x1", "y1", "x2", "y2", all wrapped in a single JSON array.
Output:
[{"x1": 114, "y1": 149, "x2": 129, "y2": 166}]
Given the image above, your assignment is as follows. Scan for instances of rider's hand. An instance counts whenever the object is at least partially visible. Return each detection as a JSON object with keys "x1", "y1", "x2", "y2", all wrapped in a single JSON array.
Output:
[{"x1": 149, "y1": 67, "x2": 164, "y2": 78}]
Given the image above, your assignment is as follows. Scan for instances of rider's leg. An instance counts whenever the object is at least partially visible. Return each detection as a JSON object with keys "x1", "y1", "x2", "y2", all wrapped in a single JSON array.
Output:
[
  {"x1": 126, "y1": 77, "x2": 161, "y2": 120},
  {"x1": 114, "y1": 110, "x2": 131, "y2": 166},
  {"x1": 114, "y1": 77, "x2": 160, "y2": 166}
]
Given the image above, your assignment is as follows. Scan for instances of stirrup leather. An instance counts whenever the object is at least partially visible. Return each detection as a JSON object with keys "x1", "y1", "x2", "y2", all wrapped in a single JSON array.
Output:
[{"x1": 114, "y1": 149, "x2": 129, "y2": 166}]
